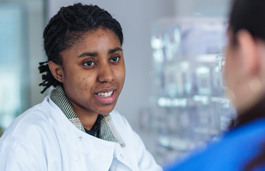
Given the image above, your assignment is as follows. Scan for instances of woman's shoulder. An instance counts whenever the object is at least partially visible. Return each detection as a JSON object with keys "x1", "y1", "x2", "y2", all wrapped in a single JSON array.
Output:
[
  {"x1": 0, "y1": 98, "x2": 54, "y2": 144},
  {"x1": 0, "y1": 98, "x2": 59, "y2": 170},
  {"x1": 164, "y1": 119, "x2": 265, "y2": 171}
]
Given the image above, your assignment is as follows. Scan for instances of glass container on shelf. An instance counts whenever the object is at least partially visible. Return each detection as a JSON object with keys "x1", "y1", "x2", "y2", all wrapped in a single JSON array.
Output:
[{"x1": 149, "y1": 17, "x2": 236, "y2": 164}]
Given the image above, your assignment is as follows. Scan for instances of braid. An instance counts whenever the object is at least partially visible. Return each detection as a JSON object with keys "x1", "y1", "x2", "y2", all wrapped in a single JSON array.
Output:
[
  {"x1": 38, "y1": 61, "x2": 61, "y2": 94},
  {"x1": 39, "y1": 3, "x2": 123, "y2": 93}
]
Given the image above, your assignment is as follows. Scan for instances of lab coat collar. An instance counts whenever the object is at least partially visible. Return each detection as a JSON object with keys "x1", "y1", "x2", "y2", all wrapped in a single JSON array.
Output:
[
  {"x1": 42, "y1": 96, "x2": 134, "y2": 170},
  {"x1": 43, "y1": 96, "x2": 116, "y2": 153},
  {"x1": 50, "y1": 86, "x2": 125, "y2": 147}
]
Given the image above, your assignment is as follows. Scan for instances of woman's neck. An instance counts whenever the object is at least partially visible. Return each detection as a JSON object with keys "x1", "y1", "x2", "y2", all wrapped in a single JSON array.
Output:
[
  {"x1": 231, "y1": 94, "x2": 265, "y2": 129},
  {"x1": 77, "y1": 112, "x2": 99, "y2": 131},
  {"x1": 69, "y1": 101, "x2": 99, "y2": 131}
]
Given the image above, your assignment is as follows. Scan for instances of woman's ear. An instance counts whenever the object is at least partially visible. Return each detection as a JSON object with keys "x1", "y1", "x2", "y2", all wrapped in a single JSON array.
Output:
[
  {"x1": 236, "y1": 30, "x2": 260, "y2": 77},
  {"x1": 48, "y1": 61, "x2": 64, "y2": 83}
]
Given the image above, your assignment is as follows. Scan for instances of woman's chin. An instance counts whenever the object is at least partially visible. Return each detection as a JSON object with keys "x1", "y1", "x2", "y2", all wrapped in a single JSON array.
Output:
[{"x1": 97, "y1": 107, "x2": 115, "y2": 115}]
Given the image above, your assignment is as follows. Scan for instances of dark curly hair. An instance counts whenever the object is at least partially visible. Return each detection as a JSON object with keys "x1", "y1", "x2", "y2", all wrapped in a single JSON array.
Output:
[{"x1": 39, "y1": 3, "x2": 123, "y2": 93}]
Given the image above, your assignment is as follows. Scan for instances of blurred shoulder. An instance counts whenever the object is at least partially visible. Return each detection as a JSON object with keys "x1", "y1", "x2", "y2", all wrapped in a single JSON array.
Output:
[
  {"x1": 164, "y1": 120, "x2": 265, "y2": 171},
  {"x1": 0, "y1": 98, "x2": 53, "y2": 143}
]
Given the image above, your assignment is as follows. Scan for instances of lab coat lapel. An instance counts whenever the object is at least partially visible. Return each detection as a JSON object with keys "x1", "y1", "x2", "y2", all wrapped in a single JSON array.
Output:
[{"x1": 113, "y1": 144, "x2": 135, "y2": 171}]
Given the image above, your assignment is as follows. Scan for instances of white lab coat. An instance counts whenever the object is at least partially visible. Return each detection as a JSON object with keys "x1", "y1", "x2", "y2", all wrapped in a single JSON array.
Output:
[{"x1": 0, "y1": 96, "x2": 162, "y2": 171}]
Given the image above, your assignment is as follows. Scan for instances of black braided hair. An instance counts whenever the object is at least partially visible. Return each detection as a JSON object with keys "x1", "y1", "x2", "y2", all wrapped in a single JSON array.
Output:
[{"x1": 39, "y1": 3, "x2": 123, "y2": 93}]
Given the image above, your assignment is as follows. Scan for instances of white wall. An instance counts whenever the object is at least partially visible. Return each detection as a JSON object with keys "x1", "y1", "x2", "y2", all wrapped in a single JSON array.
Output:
[{"x1": 48, "y1": 0, "x2": 175, "y2": 130}]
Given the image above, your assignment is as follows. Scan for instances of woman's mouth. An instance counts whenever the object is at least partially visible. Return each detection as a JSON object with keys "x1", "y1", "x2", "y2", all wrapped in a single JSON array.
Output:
[
  {"x1": 97, "y1": 91, "x2": 114, "y2": 97},
  {"x1": 95, "y1": 89, "x2": 116, "y2": 104}
]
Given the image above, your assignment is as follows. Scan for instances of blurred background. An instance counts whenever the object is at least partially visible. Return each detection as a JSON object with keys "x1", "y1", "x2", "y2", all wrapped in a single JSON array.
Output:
[{"x1": 0, "y1": 0, "x2": 233, "y2": 165}]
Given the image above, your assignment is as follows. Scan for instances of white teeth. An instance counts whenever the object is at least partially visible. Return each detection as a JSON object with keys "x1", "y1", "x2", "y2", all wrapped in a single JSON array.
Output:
[{"x1": 97, "y1": 91, "x2": 113, "y2": 97}]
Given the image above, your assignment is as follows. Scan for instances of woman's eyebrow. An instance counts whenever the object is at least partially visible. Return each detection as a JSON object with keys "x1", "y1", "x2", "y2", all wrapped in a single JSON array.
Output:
[
  {"x1": 78, "y1": 47, "x2": 122, "y2": 58},
  {"x1": 78, "y1": 51, "x2": 97, "y2": 58},
  {"x1": 108, "y1": 47, "x2": 122, "y2": 54}
]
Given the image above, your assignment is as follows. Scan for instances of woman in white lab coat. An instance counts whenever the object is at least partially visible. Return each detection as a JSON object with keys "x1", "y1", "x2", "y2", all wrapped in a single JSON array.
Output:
[{"x1": 0, "y1": 3, "x2": 162, "y2": 171}]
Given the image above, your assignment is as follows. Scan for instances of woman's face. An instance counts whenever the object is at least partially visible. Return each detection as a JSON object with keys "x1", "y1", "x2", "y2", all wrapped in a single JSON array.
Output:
[
  {"x1": 224, "y1": 29, "x2": 246, "y2": 108},
  {"x1": 224, "y1": 29, "x2": 265, "y2": 113},
  {"x1": 60, "y1": 28, "x2": 125, "y2": 115},
  {"x1": 224, "y1": 30, "x2": 239, "y2": 93}
]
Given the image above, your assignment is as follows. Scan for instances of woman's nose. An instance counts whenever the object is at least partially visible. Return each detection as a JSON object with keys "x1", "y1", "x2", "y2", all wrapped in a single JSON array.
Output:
[{"x1": 98, "y1": 63, "x2": 114, "y2": 83}]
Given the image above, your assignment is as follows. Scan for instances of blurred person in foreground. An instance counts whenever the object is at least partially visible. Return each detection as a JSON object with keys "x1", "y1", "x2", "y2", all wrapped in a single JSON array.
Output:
[
  {"x1": 164, "y1": 0, "x2": 265, "y2": 170},
  {"x1": 0, "y1": 3, "x2": 162, "y2": 171}
]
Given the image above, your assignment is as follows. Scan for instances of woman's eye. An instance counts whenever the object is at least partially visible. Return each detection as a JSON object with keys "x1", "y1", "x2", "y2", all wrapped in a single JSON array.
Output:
[
  {"x1": 110, "y1": 56, "x2": 120, "y2": 62},
  {"x1": 83, "y1": 61, "x2": 95, "y2": 66}
]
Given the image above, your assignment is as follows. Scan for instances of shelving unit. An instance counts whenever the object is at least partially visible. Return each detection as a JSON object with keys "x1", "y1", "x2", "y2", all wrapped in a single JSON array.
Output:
[{"x1": 145, "y1": 17, "x2": 236, "y2": 164}]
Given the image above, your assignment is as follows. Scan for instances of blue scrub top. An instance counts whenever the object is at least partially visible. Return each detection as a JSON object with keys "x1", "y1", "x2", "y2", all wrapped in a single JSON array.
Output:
[{"x1": 164, "y1": 119, "x2": 265, "y2": 171}]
